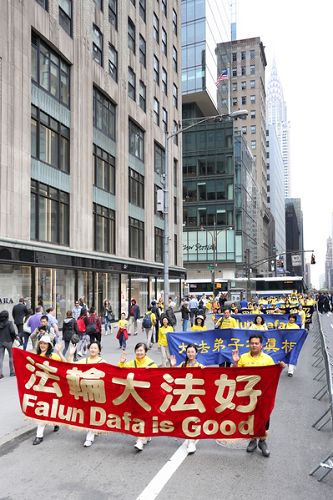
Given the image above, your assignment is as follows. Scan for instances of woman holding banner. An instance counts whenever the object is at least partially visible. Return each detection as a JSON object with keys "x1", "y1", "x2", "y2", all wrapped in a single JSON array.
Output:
[
  {"x1": 170, "y1": 343, "x2": 204, "y2": 454},
  {"x1": 250, "y1": 315, "x2": 268, "y2": 331},
  {"x1": 191, "y1": 315, "x2": 207, "y2": 331},
  {"x1": 32, "y1": 334, "x2": 65, "y2": 445},
  {"x1": 119, "y1": 342, "x2": 157, "y2": 451},
  {"x1": 68, "y1": 341, "x2": 106, "y2": 447}
]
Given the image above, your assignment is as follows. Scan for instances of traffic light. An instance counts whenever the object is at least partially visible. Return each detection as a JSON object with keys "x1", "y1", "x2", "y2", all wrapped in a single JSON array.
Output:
[{"x1": 311, "y1": 253, "x2": 316, "y2": 264}]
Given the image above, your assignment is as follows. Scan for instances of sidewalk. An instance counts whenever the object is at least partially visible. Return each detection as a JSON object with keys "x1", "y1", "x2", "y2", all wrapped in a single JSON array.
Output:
[{"x1": 0, "y1": 310, "x2": 198, "y2": 446}]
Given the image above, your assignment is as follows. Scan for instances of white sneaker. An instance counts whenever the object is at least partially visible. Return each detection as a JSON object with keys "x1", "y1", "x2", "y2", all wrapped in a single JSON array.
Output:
[
  {"x1": 187, "y1": 441, "x2": 196, "y2": 454},
  {"x1": 83, "y1": 440, "x2": 93, "y2": 447},
  {"x1": 134, "y1": 440, "x2": 144, "y2": 451}
]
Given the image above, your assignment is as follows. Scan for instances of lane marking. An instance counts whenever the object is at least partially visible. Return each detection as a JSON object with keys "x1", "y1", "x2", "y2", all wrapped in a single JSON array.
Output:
[{"x1": 136, "y1": 441, "x2": 195, "y2": 500}]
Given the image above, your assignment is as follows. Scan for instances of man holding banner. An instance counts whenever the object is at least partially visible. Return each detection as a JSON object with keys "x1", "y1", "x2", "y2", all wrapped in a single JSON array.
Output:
[{"x1": 229, "y1": 334, "x2": 285, "y2": 457}]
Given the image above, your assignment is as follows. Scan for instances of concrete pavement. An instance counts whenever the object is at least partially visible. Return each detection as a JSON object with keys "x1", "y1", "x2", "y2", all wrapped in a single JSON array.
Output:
[{"x1": 1, "y1": 312, "x2": 333, "y2": 498}]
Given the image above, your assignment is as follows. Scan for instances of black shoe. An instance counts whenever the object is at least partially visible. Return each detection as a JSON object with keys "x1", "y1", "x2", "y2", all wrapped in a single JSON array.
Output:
[
  {"x1": 0, "y1": 375, "x2": 4, "y2": 379},
  {"x1": 258, "y1": 439, "x2": 270, "y2": 457},
  {"x1": 53, "y1": 425, "x2": 60, "y2": 432},
  {"x1": 246, "y1": 439, "x2": 257, "y2": 453},
  {"x1": 33, "y1": 437, "x2": 43, "y2": 445},
  {"x1": 10, "y1": 373, "x2": 16, "y2": 377},
  {"x1": 288, "y1": 373, "x2": 293, "y2": 377}
]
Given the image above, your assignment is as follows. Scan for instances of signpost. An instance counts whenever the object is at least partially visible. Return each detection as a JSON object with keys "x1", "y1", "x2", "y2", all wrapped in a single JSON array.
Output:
[{"x1": 291, "y1": 254, "x2": 302, "y2": 267}]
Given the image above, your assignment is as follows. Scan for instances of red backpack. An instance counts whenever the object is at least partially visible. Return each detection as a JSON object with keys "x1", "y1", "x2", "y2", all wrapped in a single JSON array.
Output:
[{"x1": 76, "y1": 316, "x2": 86, "y2": 333}]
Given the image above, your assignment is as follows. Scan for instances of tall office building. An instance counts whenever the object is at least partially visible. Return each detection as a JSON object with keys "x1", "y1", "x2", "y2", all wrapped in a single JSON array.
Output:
[
  {"x1": 324, "y1": 236, "x2": 333, "y2": 289},
  {"x1": 0, "y1": 0, "x2": 183, "y2": 322},
  {"x1": 285, "y1": 198, "x2": 304, "y2": 276},
  {"x1": 217, "y1": 37, "x2": 270, "y2": 275},
  {"x1": 266, "y1": 61, "x2": 290, "y2": 197},
  {"x1": 266, "y1": 125, "x2": 286, "y2": 255},
  {"x1": 181, "y1": 0, "x2": 231, "y2": 116}
]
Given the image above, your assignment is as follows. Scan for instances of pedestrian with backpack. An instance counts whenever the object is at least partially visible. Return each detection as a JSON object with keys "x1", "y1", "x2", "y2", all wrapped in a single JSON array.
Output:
[
  {"x1": 150, "y1": 300, "x2": 161, "y2": 343},
  {"x1": 85, "y1": 307, "x2": 102, "y2": 344},
  {"x1": 62, "y1": 310, "x2": 79, "y2": 356},
  {"x1": 76, "y1": 308, "x2": 88, "y2": 357},
  {"x1": 141, "y1": 306, "x2": 156, "y2": 349}
]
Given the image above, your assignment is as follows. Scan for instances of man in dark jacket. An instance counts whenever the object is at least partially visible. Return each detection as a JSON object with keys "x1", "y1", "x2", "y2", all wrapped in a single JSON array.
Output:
[
  {"x1": 62, "y1": 310, "x2": 79, "y2": 356},
  {"x1": 12, "y1": 298, "x2": 28, "y2": 345},
  {"x1": 0, "y1": 310, "x2": 16, "y2": 378}
]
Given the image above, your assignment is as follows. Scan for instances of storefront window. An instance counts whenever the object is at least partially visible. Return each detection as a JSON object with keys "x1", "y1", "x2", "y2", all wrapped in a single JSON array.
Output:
[
  {"x1": 130, "y1": 277, "x2": 148, "y2": 316},
  {"x1": 36, "y1": 268, "x2": 55, "y2": 311},
  {"x1": 95, "y1": 272, "x2": 119, "y2": 319},
  {"x1": 169, "y1": 279, "x2": 180, "y2": 309},
  {"x1": 56, "y1": 268, "x2": 75, "y2": 328},
  {"x1": 77, "y1": 271, "x2": 94, "y2": 310},
  {"x1": 0, "y1": 265, "x2": 31, "y2": 315},
  {"x1": 120, "y1": 274, "x2": 129, "y2": 316}
]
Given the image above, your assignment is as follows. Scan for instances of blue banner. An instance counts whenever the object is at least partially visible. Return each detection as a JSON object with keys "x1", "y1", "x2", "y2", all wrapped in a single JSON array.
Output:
[
  {"x1": 239, "y1": 305, "x2": 315, "y2": 323},
  {"x1": 214, "y1": 313, "x2": 302, "y2": 328},
  {"x1": 168, "y1": 328, "x2": 308, "y2": 366}
]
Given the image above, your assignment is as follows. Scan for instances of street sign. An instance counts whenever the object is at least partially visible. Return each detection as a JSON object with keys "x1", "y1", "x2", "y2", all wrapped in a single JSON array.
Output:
[
  {"x1": 208, "y1": 265, "x2": 215, "y2": 270},
  {"x1": 291, "y1": 254, "x2": 302, "y2": 266}
]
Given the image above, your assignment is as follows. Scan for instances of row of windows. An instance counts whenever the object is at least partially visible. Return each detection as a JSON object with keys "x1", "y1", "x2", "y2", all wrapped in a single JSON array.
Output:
[
  {"x1": 183, "y1": 180, "x2": 234, "y2": 203},
  {"x1": 232, "y1": 49, "x2": 255, "y2": 62},
  {"x1": 30, "y1": 180, "x2": 174, "y2": 261},
  {"x1": 184, "y1": 206, "x2": 234, "y2": 228},
  {"x1": 231, "y1": 65, "x2": 256, "y2": 77},
  {"x1": 183, "y1": 157, "x2": 234, "y2": 178},
  {"x1": 232, "y1": 95, "x2": 256, "y2": 106},
  {"x1": 232, "y1": 80, "x2": 256, "y2": 91}
]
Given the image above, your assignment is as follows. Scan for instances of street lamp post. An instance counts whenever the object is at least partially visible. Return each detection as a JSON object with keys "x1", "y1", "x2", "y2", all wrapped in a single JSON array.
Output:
[{"x1": 163, "y1": 110, "x2": 248, "y2": 306}]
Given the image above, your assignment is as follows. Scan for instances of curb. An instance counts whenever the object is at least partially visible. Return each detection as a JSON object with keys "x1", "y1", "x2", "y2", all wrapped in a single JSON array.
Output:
[{"x1": 0, "y1": 424, "x2": 35, "y2": 449}]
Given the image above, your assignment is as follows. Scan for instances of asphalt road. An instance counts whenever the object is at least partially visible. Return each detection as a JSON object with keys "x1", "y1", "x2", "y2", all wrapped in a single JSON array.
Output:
[{"x1": 0, "y1": 313, "x2": 333, "y2": 499}]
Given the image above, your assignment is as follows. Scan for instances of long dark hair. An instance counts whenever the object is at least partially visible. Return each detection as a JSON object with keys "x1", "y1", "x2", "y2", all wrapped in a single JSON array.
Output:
[
  {"x1": 183, "y1": 343, "x2": 198, "y2": 367},
  {"x1": 36, "y1": 343, "x2": 53, "y2": 357}
]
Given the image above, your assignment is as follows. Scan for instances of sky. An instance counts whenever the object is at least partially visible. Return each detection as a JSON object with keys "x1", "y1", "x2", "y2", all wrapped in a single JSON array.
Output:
[{"x1": 235, "y1": 0, "x2": 332, "y2": 288}]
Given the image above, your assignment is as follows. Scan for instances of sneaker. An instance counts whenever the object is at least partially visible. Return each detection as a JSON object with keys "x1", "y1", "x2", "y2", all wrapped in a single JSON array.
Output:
[
  {"x1": 33, "y1": 437, "x2": 43, "y2": 445},
  {"x1": 288, "y1": 373, "x2": 293, "y2": 377},
  {"x1": 83, "y1": 440, "x2": 93, "y2": 447},
  {"x1": 187, "y1": 441, "x2": 196, "y2": 454},
  {"x1": 134, "y1": 332, "x2": 138, "y2": 336},
  {"x1": 246, "y1": 439, "x2": 257, "y2": 453},
  {"x1": 53, "y1": 425, "x2": 60, "y2": 432},
  {"x1": 134, "y1": 440, "x2": 144, "y2": 451},
  {"x1": 258, "y1": 439, "x2": 270, "y2": 457}
]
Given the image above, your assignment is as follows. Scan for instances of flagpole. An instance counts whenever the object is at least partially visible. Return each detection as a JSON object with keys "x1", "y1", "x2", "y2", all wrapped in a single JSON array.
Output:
[{"x1": 227, "y1": 63, "x2": 231, "y2": 114}]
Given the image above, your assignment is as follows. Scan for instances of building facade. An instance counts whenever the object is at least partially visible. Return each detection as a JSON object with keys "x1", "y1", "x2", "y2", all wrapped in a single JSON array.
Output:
[
  {"x1": 217, "y1": 37, "x2": 270, "y2": 275},
  {"x1": 182, "y1": 120, "x2": 257, "y2": 282},
  {"x1": 285, "y1": 198, "x2": 304, "y2": 276},
  {"x1": 266, "y1": 125, "x2": 286, "y2": 256},
  {"x1": 266, "y1": 61, "x2": 290, "y2": 197},
  {"x1": 181, "y1": 0, "x2": 231, "y2": 115},
  {"x1": 324, "y1": 236, "x2": 333, "y2": 289},
  {"x1": 0, "y1": 0, "x2": 184, "y2": 324}
]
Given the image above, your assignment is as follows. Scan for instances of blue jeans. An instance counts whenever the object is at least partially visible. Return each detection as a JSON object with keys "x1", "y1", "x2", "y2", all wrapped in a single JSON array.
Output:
[
  {"x1": 118, "y1": 332, "x2": 127, "y2": 349},
  {"x1": 182, "y1": 319, "x2": 189, "y2": 332}
]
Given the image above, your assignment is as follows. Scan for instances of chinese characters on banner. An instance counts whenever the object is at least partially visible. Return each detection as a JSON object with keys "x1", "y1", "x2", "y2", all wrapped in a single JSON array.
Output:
[
  {"x1": 13, "y1": 349, "x2": 282, "y2": 440},
  {"x1": 167, "y1": 328, "x2": 308, "y2": 367}
]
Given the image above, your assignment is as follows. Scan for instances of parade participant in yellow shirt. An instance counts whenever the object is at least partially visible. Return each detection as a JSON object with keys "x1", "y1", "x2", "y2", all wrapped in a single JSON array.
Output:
[
  {"x1": 67, "y1": 341, "x2": 107, "y2": 448},
  {"x1": 285, "y1": 314, "x2": 300, "y2": 329},
  {"x1": 225, "y1": 334, "x2": 285, "y2": 458},
  {"x1": 297, "y1": 305, "x2": 306, "y2": 328},
  {"x1": 252, "y1": 304, "x2": 262, "y2": 314},
  {"x1": 215, "y1": 309, "x2": 238, "y2": 329},
  {"x1": 32, "y1": 335, "x2": 64, "y2": 446},
  {"x1": 119, "y1": 342, "x2": 157, "y2": 451},
  {"x1": 282, "y1": 314, "x2": 300, "y2": 377},
  {"x1": 170, "y1": 343, "x2": 204, "y2": 454},
  {"x1": 158, "y1": 317, "x2": 174, "y2": 366},
  {"x1": 191, "y1": 315, "x2": 207, "y2": 331},
  {"x1": 116, "y1": 312, "x2": 129, "y2": 350},
  {"x1": 250, "y1": 315, "x2": 268, "y2": 331}
]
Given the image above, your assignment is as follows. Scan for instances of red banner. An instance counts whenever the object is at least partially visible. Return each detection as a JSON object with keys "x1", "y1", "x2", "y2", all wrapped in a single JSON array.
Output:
[{"x1": 13, "y1": 348, "x2": 282, "y2": 439}]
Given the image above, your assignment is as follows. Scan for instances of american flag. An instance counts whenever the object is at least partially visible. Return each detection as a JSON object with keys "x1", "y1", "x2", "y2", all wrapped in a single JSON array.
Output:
[{"x1": 215, "y1": 69, "x2": 229, "y2": 87}]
